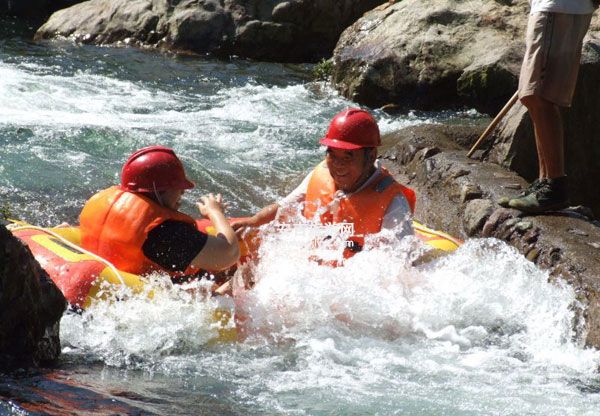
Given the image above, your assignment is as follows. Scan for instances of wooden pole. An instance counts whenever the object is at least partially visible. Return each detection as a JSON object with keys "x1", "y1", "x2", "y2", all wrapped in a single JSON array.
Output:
[{"x1": 467, "y1": 91, "x2": 520, "y2": 158}]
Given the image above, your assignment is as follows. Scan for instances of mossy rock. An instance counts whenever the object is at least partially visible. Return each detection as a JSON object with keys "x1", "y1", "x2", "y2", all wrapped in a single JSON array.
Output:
[
  {"x1": 457, "y1": 63, "x2": 518, "y2": 115},
  {"x1": 312, "y1": 58, "x2": 334, "y2": 81}
]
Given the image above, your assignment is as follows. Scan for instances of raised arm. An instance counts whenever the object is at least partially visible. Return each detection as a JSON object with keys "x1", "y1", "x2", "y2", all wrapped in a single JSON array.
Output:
[{"x1": 190, "y1": 194, "x2": 240, "y2": 271}]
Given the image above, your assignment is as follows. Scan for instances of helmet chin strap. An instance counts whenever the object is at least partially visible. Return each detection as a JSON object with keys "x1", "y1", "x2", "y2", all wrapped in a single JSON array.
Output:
[{"x1": 152, "y1": 181, "x2": 164, "y2": 207}]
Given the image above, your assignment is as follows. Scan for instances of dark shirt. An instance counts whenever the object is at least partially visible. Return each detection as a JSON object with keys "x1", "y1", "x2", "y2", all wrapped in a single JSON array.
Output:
[{"x1": 142, "y1": 220, "x2": 208, "y2": 273}]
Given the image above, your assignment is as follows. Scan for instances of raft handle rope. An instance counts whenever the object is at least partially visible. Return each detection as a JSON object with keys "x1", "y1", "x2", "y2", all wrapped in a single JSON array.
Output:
[{"x1": 9, "y1": 224, "x2": 127, "y2": 286}]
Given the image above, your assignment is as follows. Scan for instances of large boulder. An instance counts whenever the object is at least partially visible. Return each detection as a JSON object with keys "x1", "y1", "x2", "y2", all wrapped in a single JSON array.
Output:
[
  {"x1": 484, "y1": 35, "x2": 600, "y2": 217},
  {"x1": 232, "y1": 0, "x2": 386, "y2": 61},
  {"x1": 34, "y1": 0, "x2": 171, "y2": 46},
  {"x1": 34, "y1": 0, "x2": 387, "y2": 62},
  {"x1": 331, "y1": 0, "x2": 600, "y2": 115},
  {"x1": 0, "y1": 223, "x2": 67, "y2": 368}
]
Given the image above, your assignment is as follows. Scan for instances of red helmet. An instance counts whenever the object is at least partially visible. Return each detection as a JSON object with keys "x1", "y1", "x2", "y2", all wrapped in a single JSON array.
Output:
[
  {"x1": 319, "y1": 108, "x2": 381, "y2": 150},
  {"x1": 120, "y1": 145, "x2": 195, "y2": 192}
]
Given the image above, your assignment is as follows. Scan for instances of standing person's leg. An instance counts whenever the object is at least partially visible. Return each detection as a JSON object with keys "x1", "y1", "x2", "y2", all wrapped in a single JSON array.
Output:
[
  {"x1": 521, "y1": 95, "x2": 563, "y2": 179},
  {"x1": 499, "y1": 12, "x2": 591, "y2": 213}
]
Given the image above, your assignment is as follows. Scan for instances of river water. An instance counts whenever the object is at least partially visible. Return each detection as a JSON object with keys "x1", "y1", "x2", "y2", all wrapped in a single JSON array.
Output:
[{"x1": 1, "y1": 17, "x2": 600, "y2": 416}]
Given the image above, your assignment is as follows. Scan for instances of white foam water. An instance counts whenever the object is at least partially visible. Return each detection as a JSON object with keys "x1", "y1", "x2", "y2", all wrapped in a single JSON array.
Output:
[
  {"x1": 59, "y1": 222, "x2": 600, "y2": 415},
  {"x1": 1, "y1": 35, "x2": 598, "y2": 415}
]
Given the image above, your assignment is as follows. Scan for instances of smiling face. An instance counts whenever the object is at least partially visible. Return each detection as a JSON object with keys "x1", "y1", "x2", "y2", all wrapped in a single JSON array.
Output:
[{"x1": 325, "y1": 147, "x2": 376, "y2": 193}]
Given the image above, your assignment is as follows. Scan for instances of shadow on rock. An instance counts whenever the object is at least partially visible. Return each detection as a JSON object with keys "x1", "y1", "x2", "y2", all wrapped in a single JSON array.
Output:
[{"x1": 0, "y1": 222, "x2": 66, "y2": 369}]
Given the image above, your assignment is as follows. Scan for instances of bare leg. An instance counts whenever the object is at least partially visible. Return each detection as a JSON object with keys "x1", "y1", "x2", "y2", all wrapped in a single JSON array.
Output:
[{"x1": 520, "y1": 95, "x2": 564, "y2": 179}]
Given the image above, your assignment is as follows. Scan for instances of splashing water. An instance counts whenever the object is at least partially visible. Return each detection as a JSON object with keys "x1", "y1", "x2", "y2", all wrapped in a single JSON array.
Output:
[
  {"x1": 2, "y1": 17, "x2": 599, "y2": 416},
  {"x1": 56, "y1": 221, "x2": 600, "y2": 415}
]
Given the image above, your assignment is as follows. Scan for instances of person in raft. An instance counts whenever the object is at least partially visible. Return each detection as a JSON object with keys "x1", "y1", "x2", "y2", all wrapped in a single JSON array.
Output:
[
  {"x1": 233, "y1": 108, "x2": 416, "y2": 258},
  {"x1": 79, "y1": 145, "x2": 240, "y2": 281}
]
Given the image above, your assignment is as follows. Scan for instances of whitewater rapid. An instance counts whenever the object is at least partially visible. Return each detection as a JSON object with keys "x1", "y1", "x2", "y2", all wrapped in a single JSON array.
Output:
[
  {"x1": 60, "y1": 226, "x2": 600, "y2": 415},
  {"x1": 1, "y1": 25, "x2": 599, "y2": 415}
]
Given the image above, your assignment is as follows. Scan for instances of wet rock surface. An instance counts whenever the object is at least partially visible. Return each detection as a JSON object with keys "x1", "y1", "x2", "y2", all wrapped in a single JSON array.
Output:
[
  {"x1": 331, "y1": 0, "x2": 600, "y2": 115},
  {"x1": 34, "y1": 0, "x2": 386, "y2": 62},
  {"x1": 382, "y1": 123, "x2": 600, "y2": 348},
  {"x1": 0, "y1": 223, "x2": 66, "y2": 368}
]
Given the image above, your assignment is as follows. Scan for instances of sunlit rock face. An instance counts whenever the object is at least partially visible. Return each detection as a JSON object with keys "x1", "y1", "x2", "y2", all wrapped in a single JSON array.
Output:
[
  {"x1": 331, "y1": 0, "x2": 528, "y2": 114},
  {"x1": 331, "y1": 0, "x2": 600, "y2": 115},
  {"x1": 34, "y1": 0, "x2": 386, "y2": 62},
  {"x1": 0, "y1": 224, "x2": 66, "y2": 368}
]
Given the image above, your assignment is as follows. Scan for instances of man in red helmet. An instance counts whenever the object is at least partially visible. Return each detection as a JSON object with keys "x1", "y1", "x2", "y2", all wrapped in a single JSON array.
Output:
[
  {"x1": 79, "y1": 145, "x2": 239, "y2": 279},
  {"x1": 233, "y1": 108, "x2": 415, "y2": 258}
]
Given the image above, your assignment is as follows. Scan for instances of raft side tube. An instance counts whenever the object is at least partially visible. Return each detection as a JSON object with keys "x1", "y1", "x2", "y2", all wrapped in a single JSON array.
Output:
[
  {"x1": 10, "y1": 223, "x2": 150, "y2": 308},
  {"x1": 9, "y1": 220, "x2": 238, "y2": 343},
  {"x1": 413, "y1": 221, "x2": 462, "y2": 252}
]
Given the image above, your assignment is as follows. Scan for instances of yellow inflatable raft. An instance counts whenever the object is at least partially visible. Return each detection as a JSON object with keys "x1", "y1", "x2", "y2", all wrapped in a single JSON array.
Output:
[
  {"x1": 8, "y1": 220, "x2": 238, "y2": 343},
  {"x1": 9, "y1": 217, "x2": 460, "y2": 342},
  {"x1": 412, "y1": 221, "x2": 462, "y2": 251}
]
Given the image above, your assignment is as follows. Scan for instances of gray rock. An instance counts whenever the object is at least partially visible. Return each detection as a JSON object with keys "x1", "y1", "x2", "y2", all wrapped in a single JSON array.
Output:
[
  {"x1": 484, "y1": 102, "x2": 536, "y2": 180},
  {"x1": 331, "y1": 0, "x2": 600, "y2": 115},
  {"x1": 460, "y1": 184, "x2": 482, "y2": 203},
  {"x1": 35, "y1": 0, "x2": 169, "y2": 46},
  {"x1": 35, "y1": 0, "x2": 387, "y2": 62},
  {"x1": 569, "y1": 228, "x2": 589, "y2": 237},
  {"x1": 234, "y1": 19, "x2": 296, "y2": 60},
  {"x1": 514, "y1": 220, "x2": 532, "y2": 232},
  {"x1": 167, "y1": 2, "x2": 231, "y2": 52},
  {"x1": 0, "y1": 224, "x2": 66, "y2": 368},
  {"x1": 331, "y1": 0, "x2": 528, "y2": 113},
  {"x1": 463, "y1": 199, "x2": 494, "y2": 236}
]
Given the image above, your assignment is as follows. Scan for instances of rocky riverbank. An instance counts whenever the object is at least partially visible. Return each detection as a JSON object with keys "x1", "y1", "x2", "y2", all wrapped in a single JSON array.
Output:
[
  {"x1": 13, "y1": 0, "x2": 600, "y2": 114},
  {"x1": 329, "y1": 0, "x2": 600, "y2": 213},
  {"x1": 332, "y1": 0, "x2": 600, "y2": 114},
  {"x1": 32, "y1": 0, "x2": 386, "y2": 62},
  {"x1": 27, "y1": 1, "x2": 600, "y2": 216},
  {"x1": 381, "y1": 123, "x2": 600, "y2": 348}
]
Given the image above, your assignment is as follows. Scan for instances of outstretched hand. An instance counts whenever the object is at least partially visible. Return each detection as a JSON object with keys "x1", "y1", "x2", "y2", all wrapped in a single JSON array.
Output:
[
  {"x1": 231, "y1": 217, "x2": 258, "y2": 237},
  {"x1": 197, "y1": 193, "x2": 225, "y2": 218}
]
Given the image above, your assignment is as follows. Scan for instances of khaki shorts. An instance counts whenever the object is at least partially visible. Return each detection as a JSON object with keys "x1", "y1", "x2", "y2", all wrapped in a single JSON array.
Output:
[{"x1": 519, "y1": 12, "x2": 592, "y2": 107}]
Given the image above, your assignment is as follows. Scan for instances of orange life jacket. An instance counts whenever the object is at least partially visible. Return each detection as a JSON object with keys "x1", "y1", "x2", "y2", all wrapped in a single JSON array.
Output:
[
  {"x1": 80, "y1": 186, "x2": 199, "y2": 276},
  {"x1": 303, "y1": 161, "x2": 416, "y2": 257}
]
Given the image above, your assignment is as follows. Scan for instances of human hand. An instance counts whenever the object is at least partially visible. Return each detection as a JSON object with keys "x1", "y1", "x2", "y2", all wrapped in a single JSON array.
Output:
[
  {"x1": 231, "y1": 217, "x2": 258, "y2": 237},
  {"x1": 197, "y1": 193, "x2": 225, "y2": 218}
]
